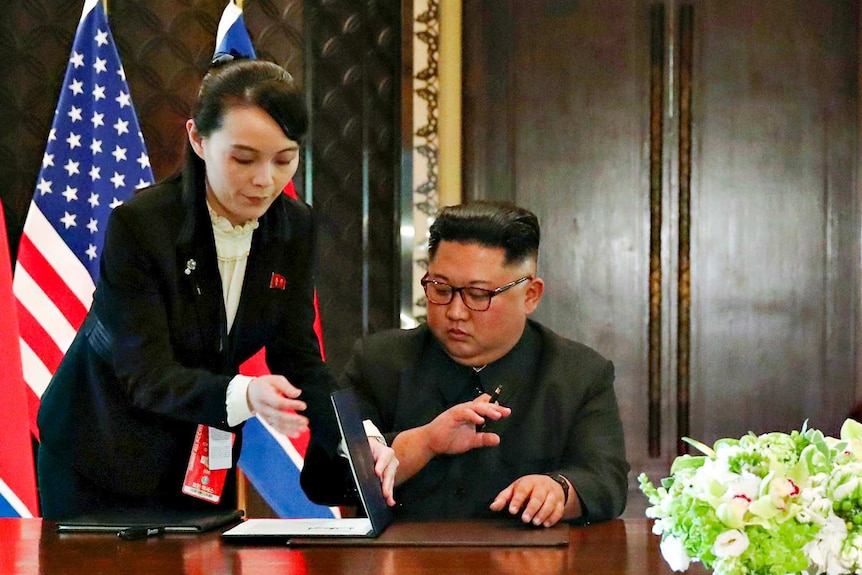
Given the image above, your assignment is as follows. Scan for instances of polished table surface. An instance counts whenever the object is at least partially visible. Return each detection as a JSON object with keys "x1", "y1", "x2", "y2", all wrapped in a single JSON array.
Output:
[{"x1": 0, "y1": 518, "x2": 711, "y2": 575}]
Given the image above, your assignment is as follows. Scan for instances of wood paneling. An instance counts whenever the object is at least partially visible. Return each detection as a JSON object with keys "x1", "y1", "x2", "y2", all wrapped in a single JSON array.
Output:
[
  {"x1": 305, "y1": 0, "x2": 402, "y2": 372},
  {"x1": 688, "y1": 1, "x2": 858, "y2": 440},
  {"x1": 463, "y1": 0, "x2": 860, "y2": 515}
]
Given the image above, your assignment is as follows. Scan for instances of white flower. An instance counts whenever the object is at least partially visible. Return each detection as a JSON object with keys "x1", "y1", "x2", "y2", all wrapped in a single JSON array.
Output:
[
  {"x1": 847, "y1": 534, "x2": 862, "y2": 570},
  {"x1": 711, "y1": 529, "x2": 749, "y2": 558},
  {"x1": 660, "y1": 535, "x2": 691, "y2": 572},
  {"x1": 833, "y1": 476, "x2": 861, "y2": 501},
  {"x1": 805, "y1": 514, "x2": 851, "y2": 575},
  {"x1": 640, "y1": 419, "x2": 862, "y2": 575},
  {"x1": 796, "y1": 508, "x2": 814, "y2": 523},
  {"x1": 768, "y1": 476, "x2": 800, "y2": 508}
]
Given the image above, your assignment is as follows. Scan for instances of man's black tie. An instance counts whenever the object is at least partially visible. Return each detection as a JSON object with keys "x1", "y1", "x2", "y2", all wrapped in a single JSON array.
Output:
[{"x1": 471, "y1": 369, "x2": 484, "y2": 397}]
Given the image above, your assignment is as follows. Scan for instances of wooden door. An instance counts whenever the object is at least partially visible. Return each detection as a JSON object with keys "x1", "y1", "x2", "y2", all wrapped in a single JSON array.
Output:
[{"x1": 462, "y1": 0, "x2": 859, "y2": 515}]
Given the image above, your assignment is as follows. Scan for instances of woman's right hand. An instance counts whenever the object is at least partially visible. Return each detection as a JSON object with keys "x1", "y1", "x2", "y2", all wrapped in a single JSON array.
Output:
[{"x1": 246, "y1": 375, "x2": 309, "y2": 438}]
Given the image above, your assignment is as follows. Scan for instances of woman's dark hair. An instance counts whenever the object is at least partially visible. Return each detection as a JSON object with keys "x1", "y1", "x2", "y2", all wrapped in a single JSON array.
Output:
[
  {"x1": 428, "y1": 201, "x2": 540, "y2": 265},
  {"x1": 183, "y1": 58, "x2": 308, "y2": 186},
  {"x1": 193, "y1": 57, "x2": 307, "y2": 142}
]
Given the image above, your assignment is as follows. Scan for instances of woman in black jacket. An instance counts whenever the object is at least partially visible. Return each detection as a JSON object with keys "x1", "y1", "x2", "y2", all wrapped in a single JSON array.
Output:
[{"x1": 37, "y1": 57, "x2": 395, "y2": 519}]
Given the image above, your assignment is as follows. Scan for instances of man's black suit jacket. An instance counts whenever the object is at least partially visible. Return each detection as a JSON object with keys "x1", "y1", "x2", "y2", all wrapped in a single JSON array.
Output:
[
  {"x1": 38, "y1": 171, "x2": 339, "y2": 500},
  {"x1": 302, "y1": 321, "x2": 630, "y2": 524}
]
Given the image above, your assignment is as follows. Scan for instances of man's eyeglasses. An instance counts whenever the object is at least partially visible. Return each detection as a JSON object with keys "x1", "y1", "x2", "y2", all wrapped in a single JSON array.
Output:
[{"x1": 421, "y1": 274, "x2": 532, "y2": 312}]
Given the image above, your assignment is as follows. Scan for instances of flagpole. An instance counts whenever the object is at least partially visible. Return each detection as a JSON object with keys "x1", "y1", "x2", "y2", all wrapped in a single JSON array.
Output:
[
  {"x1": 102, "y1": 0, "x2": 108, "y2": 14},
  {"x1": 237, "y1": 468, "x2": 248, "y2": 514},
  {"x1": 236, "y1": 0, "x2": 243, "y2": 8}
]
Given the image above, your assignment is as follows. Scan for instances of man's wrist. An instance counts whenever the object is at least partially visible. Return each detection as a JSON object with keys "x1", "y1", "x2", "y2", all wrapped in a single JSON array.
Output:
[
  {"x1": 362, "y1": 420, "x2": 387, "y2": 446},
  {"x1": 543, "y1": 472, "x2": 570, "y2": 505}
]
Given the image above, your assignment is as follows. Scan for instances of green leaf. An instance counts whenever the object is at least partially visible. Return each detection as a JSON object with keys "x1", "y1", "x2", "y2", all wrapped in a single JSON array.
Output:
[{"x1": 682, "y1": 437, "x2": 716, "y2": 457}]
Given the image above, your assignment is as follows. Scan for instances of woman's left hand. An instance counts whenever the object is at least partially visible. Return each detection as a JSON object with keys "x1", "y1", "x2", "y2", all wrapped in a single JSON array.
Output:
[{"x1": 247, "y1": 375, "x2": 309, "y2": 437}]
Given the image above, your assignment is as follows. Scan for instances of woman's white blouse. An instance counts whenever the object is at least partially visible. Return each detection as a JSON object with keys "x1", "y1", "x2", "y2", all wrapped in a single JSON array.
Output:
[
  {"x1": 206, "y1": 202, "x2": 383, "y2": 444},
  {"x1": 208, "y1": 201, "x2": 258, "y2": 426}
]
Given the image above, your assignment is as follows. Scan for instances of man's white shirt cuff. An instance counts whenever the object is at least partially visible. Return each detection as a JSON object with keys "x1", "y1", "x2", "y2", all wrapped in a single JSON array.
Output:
[{"x1": 337, "y1": 420, "x2": 387, "y2": 457}]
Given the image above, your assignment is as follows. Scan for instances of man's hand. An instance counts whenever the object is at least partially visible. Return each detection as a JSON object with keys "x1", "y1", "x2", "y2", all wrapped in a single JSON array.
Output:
[
  {"x1": 368, "y1": 439, "x2": 398, "y2": 506},
  {"x1": 489, "y1": 474, "x2": 576, "y2": 527},
  {"x1": 246, "y1": 375, "x2": 309, "y2": 438},
  {"x1": 423, "y1": 394, "x2": 511, "y2": 455},
  {"x1": 391, "y1": 394, "x2": 511, "y2": 485}
]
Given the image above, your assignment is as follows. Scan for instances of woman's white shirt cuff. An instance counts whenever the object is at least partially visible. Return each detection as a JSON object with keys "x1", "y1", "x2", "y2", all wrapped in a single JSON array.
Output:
[{"x1": 226, "y1": 375, "x2": 256, "y2": 427}]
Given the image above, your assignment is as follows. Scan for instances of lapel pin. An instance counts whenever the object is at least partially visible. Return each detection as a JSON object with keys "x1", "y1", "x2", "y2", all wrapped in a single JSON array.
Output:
[
  {"x1": 184, "y1": 259, "x2": 197, "y2": 276},
  {"x1": 270, "y1": 272, "x2": 286, "y2": 290}
]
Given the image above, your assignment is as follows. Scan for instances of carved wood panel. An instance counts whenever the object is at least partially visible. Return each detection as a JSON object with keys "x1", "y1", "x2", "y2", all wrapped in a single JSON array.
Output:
[{"x1": 305, "y1": 0, "x2": 401, "y2": 372}]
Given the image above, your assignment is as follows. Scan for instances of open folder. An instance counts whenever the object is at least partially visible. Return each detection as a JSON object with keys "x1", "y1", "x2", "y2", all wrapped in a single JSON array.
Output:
[
  {"x1": 221, "y1": 388, "x2": 395, "y2": 542},
  {"x1": 222, "y1": 389, "x2": 571, "y2": 547}
]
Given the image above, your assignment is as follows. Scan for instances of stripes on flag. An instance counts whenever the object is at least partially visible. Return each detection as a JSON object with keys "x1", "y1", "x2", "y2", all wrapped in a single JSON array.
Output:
[
  {"x1": 238, "y1": 346, "x2": 339, "y2": 519},
  {"x1": 12, "y1": 0, "x2": 154, "y2": 441},
  {"x1": 0, "y1": 481, "x2": 32, "y2": 518}
]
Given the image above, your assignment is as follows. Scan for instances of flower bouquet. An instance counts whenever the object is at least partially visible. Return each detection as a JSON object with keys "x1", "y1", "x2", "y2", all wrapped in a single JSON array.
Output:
[{"x1": 639, "y1": 419, "x2": 862, "y2": 575}]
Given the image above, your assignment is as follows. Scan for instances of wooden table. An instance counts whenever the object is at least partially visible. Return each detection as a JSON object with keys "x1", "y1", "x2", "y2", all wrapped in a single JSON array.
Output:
[{"x1": 0, "y1": 518, "x2": 712, "y2": 574}]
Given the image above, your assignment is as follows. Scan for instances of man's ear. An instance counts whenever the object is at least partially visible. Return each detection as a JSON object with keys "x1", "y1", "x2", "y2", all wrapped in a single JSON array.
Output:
[
  {"x1": 524, "y1": 277, "x2": 544, "y2": 315},
  {"x1": 186, "y1": 119, "x2": 205, "y2": 159}
]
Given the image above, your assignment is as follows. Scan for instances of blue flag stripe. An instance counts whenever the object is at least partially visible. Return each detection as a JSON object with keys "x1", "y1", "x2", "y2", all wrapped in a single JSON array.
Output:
[{"x1": 238, "y1": 418, "x2": 335, "y2": 518}]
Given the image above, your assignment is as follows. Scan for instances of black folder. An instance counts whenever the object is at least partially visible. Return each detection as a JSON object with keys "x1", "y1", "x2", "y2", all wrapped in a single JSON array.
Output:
[
  {"x1": 285, "y1": 520, "x2": 570, "y2": 547},
  {"x1": 56, "y1": 508, "x2": 244, "y2": 534}
]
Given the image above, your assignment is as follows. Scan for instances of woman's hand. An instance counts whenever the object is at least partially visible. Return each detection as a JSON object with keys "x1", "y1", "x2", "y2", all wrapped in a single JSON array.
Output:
[{"x1": 246, "y1": 375, "x2": 309, "y2": 437}]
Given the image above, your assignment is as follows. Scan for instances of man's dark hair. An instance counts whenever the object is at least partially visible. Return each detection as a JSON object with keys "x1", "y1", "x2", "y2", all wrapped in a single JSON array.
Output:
[{"x1": 428, "y1": 201, "x2": 540, "y2": 265}]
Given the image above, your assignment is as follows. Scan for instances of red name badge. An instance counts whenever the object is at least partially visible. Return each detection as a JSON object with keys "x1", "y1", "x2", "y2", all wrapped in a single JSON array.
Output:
[{"x1": 182, "y1": 424, "x2": 234, "y2": 503}]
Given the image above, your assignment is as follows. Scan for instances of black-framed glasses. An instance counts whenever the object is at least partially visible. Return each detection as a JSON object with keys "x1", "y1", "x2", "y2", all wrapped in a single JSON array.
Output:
[{"x1": 421, "y1": 273, "x2": 532, "y2": 312}]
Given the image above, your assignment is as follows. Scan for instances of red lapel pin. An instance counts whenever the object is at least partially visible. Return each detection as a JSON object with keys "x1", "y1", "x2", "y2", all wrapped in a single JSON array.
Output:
[{"x1": 270, "y1": 272, "x2": 286, "y2": 290}]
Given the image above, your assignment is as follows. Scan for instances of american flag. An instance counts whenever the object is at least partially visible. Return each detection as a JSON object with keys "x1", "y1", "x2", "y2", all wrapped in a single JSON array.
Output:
[
  {"x1": 13, "y1": 0, "x2": 154, "y2": 440},
  {"x1": 213, "y1": 0, "x2": 337, "y2": 518}
]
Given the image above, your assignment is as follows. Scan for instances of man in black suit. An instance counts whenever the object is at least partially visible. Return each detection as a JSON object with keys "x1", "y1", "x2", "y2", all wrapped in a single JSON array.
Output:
[{"x1": 303, "y1": 201, "x2": 629, "y2": 527}]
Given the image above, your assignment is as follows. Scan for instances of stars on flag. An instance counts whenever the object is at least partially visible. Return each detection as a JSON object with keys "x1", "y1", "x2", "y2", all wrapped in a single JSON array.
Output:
[{"x1": 33, "y1": 18, "x2": 154, "y2": 277}]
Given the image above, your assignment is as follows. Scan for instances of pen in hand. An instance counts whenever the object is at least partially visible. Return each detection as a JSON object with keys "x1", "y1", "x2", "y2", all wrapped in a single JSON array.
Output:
[
  {"x1": 477, "y1": 385, "x2": 503, "y2": 432},
  {"x1": 117, "y1": 526, "x2": 165, "y2": 540}
]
